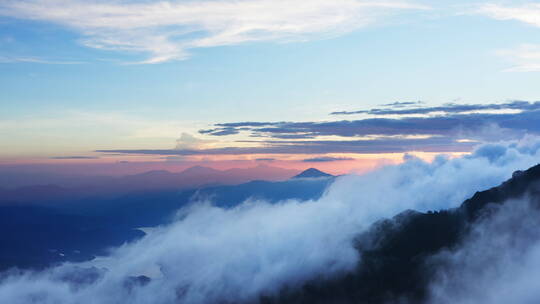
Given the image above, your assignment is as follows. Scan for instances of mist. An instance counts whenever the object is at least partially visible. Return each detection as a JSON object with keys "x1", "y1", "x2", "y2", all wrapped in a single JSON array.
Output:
[
  {"x1": 2, "y1": 137, "x2": 540, "y2": 304},
  {"x1": 428, "y1": 195, "x2": 540, "y2": 304}
]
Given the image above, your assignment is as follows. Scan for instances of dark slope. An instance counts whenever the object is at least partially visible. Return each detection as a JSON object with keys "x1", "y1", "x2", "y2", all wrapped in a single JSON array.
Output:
[{"x1": 264, "y1": 164, "x2": 540, "y2": 304}]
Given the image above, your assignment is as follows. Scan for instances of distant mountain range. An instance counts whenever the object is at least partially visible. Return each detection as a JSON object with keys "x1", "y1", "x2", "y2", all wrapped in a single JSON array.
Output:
[
  {"x1": 117, "y1": 165, "x2": 301, "y2": 190},
  {"x1": 0, "y1": 167, "x2": 334, "y2": 271},
  {"x1": 0, "y1": 165, "x2": 302, "y2": 203}
]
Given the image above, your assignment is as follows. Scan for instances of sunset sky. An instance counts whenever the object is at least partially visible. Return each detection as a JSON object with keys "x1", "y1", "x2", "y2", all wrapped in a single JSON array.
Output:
[{"x1": 2, "y1": 0, "x2": 540, "y2": 175}]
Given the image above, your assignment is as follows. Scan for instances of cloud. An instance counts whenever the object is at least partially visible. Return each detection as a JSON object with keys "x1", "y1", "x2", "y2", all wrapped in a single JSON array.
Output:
[
  {"x1": 429, "y1": 196, "x2": 540, "y2": 303},
  {"x1": 49, "y1": 156, "x2": 100, "y2": 159},
  {"x1": 302, "y1": 156, "x2": 355, "y2": 162},
  {"x1": 496, "y1": 44, "x2": 540, "y2": 72},
  {"x1": 379, "y1": 101, "x2": 424, "y2": 108},
  {"x1": 0, "y1": 55, "x2": 84, "y2": 64},
  {"x1": 199, "y1": 127, "x2": 240, "y2": 136},
  {"x1": 478, "y1": 3, "x2": 540, "y2": 28},
  {"x1": 331, "y1": 100, "x2": 540, "y2": 116},
  {"x1": 200, "y1": 107, "x2": 540, "y2": 140},
  {"x1": 477, "y1": 3, "x2": 540, "y2": 72},
  {"x1": 98, "y1": 102, "x2": 540, "y2": 157},
  {"x1": 98, "y1": 136, "x2": 478, "y2": 156},
  {"x1": 0, "y1": 0, "x2": 427, "y2": 63},
  {"x1": 174, "y1": 133, "x2": 216, "y2": 150},
  {"x1": 3, "y1": 138, "x2": 540, "y2": 303}
]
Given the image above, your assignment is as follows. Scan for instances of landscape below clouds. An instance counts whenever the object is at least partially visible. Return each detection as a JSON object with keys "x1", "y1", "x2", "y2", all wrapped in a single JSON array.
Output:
[
  {"x1": 2, "y1": 137, "x2": 540, "y2": 303},
  {"x1": 0, "y1": 164, "x2": 299, "y2": 200}
]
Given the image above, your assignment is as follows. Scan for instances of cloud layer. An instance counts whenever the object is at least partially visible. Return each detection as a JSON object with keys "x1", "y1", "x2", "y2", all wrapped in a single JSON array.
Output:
[
  {"x1": 330, "y1": 100, "x2": 540, "y2": 116},
  {"x1": 0, "y1": 0, "x2": 425, "y2": 63},
  {"x1": 202, "y1": 102, "x2": 540, "y2": 143},
  {"x1": 100, "y1": 101, "x2": 540, "y2": 157},
  {"x1": 3, "y1": 137, "x2": 540, "y2": 303}
]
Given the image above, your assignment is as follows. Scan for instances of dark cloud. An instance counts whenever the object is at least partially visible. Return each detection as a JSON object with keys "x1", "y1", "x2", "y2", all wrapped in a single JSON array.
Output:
[
  {"x1": 260, "y1": 134, "x2": 316, "y2": 139},
  {"x1": 331, "y1": 100, "x2": 540, "y2": 116},
  {"x1": 379, "y1": 101, "x2": 424, "y2": 108},
  {"x1": 302, "y1": 157, "x2": 355, "y2": 162},
  {"x1": 255, "y1": 158, "x2": 276, "y2": 162},
  {"x1": 216, "y1": 122, "x2": 280, "y2": 127},
  {"x1": 199, "y1": 127, "x2": 239, "y2": 136},
  {"x1": 98, "y1": 102, "x2": 540, "y2": 158},
  {"x1": 50, "y1": 156, "x2": 100, "y2": 159},
  {"x1": 97, "y1": 137, "x2": 477, "y2": 156},
  {"x1": 199, "y1": 108, "x2": 540, "y2": 140}
]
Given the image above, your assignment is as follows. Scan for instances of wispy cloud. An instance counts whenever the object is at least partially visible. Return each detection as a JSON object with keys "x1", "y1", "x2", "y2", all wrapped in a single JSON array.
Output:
[
  {"x1": 0, "y1": 55, "x2": 84, "y2": 64},
  {"x1": 97, "y1": 137, "x2": 478, "y2": 156},
  {"x1": 49, "y1": 155, "x2": 100, "y2": 159},
  {"x1": 478, "y1": 3, "x2": 540, "y2": 72},
  {"x1": 331, "y1": 100, "x2": 540, "y2": 116},
  {"x1": 302, "y1": 156, "x2": 355, "y2": 162},
  {"x1": 496, "y1": 44, "x2": 540, "y2": 72},
  {"x1": 478, "y1": 3, "x2": 540, "y2": 27},
  {"x1": 0, "y1": 0, "x2": 427, "y2": 63}
]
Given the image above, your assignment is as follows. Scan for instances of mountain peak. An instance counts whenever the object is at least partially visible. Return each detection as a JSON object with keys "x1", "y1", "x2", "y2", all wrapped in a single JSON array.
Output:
[{"x1": 293, "y1": 168, "x2": 333, "y2": 179}]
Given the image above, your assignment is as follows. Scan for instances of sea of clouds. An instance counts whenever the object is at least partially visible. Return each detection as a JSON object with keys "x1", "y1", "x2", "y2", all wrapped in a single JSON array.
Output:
[{"x1": 3, "y1": 137, "x2": 540, "y2": 304}]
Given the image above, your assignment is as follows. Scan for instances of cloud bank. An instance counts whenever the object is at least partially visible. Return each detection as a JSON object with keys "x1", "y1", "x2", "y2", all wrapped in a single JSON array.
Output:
[
  {"x1": 3, "y1": 137, "x2": 540, "y2": 303},
  {"x1": 0, "y1": 0, "x2": 425, "y2": 63},
  {"x1": 200, "y1": 102, "x2": 540, "y2": 141}
]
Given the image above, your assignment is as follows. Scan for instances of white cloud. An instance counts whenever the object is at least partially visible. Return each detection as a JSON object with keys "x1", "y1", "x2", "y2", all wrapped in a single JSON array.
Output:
[
  {"x1": 477, "y1": 3, "x2": 540, "y2": 72},
  {"x1": 0, "y1": 0, "x2": 427, "y2": 63},
  {"x1": 478, "y1": 3, "x2": 540, "y2": 27},
  {"x1": 496, "y1": 44, "x2": 540, "y2": 72},
  {"x1": 175, "y1": 132, "x2": 217, "y2": 150},
  {"x1": 0, "y1": 55, "x2": 84, "y2": 64}
]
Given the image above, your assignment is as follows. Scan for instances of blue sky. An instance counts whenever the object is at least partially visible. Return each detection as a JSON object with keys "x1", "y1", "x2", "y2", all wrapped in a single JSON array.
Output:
[{"x1": 1, "y1": 0, "x2": 540, "y2": 169}]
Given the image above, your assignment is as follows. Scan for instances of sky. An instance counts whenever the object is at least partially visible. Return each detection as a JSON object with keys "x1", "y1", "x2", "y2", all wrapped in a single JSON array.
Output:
[{"x1": 1, "y1": 0, "x2": 540, "y2": 175}]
